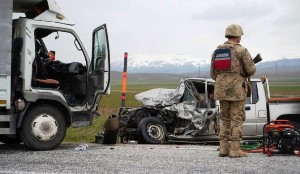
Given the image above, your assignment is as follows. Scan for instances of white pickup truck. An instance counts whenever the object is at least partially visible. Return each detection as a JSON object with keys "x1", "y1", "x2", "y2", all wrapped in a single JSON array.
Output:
[
  {"x1": 244, "y1": 76, "x2": 300, "y2": 138},
  {"x1": 117, "y1": 76, "x2": 300, "y2": 143}
]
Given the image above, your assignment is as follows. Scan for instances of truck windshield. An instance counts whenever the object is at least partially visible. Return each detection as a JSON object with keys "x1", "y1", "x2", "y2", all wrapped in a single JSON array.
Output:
[{"x1": 41, "y1": 30, "x2": 86, "y2": 65}]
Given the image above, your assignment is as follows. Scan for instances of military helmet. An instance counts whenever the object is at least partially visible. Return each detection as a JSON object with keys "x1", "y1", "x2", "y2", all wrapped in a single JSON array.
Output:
[{"x1": 225, "y1": 24, "x2": 244, "y2": 38}]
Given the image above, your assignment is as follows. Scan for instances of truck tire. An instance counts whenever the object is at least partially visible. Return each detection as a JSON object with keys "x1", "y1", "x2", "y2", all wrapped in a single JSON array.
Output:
[
  {"x1": 137, "y1": 117, "x2": 167, "y2": 144},
  {"x1": 20, "y1": 104, "x2": 66, "y2": 150}
]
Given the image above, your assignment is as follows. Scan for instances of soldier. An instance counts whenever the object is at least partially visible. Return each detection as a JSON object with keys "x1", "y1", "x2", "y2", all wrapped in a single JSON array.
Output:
[{"x1": 210, "y1": 24, "x2": 256, "y2": 158}]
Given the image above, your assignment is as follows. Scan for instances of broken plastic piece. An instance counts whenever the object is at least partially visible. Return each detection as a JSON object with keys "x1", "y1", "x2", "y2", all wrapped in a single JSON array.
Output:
[{"x1": 75, "y1": 144, "x2": 88, "y2": 151}]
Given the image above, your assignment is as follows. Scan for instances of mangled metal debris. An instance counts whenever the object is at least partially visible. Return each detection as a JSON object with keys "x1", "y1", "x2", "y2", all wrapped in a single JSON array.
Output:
[{"x1": 118, "y1": 78, "x2": 220, "y2": 144}]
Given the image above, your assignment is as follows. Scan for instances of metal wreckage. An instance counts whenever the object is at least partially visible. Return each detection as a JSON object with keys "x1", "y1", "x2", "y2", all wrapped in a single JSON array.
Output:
[{"x1": 111, "y1": 78, "x2": 221, "y2": 144}]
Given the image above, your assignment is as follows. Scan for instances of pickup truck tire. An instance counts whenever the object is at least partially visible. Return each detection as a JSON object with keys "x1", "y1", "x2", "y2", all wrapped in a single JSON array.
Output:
[
  {"x1": 138, "y1": 117, "x2": 167, "y2": 144},
  {"x1": 20, "y1": 104, "x2": 66, "y2": 150}
]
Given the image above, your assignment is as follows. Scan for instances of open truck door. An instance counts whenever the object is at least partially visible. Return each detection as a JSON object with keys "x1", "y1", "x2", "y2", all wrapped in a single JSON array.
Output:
[{"x1": 87, "y1": 24, "x2": 110, "y2": 107}]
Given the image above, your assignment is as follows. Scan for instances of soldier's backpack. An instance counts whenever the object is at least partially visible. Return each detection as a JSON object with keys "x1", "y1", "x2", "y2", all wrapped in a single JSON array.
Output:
[
  {"x1": 213, "y1": 45, "x2": 242, "y2": 74},
  {"x1": 213, "y1": 48, "x2": 232, "y2": 72}
]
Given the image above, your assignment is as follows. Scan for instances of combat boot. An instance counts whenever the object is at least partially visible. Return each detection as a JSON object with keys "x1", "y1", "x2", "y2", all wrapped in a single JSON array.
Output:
[
  {"x1": 219, "y1": 140, "x2": 229, "y2": 157},
  {"x1": 229, "y1": 141, "x2": 248, "y2": 158}
]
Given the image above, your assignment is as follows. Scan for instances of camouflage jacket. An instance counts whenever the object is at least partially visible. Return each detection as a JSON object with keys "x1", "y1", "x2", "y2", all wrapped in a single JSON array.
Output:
[{"x1": 210, "y1": 41, "x2": 256, "y2": 101}]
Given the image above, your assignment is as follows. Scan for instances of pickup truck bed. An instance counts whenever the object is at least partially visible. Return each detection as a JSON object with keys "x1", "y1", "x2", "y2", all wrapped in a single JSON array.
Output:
[{"x1": 268, "y1": 97, "x2": 300, "y2": 103}]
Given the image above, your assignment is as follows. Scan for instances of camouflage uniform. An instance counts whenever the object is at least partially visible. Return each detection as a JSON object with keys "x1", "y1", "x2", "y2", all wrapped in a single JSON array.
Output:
[{"x1": 211, "y1": 37, "x2": 256, "y2": 157}]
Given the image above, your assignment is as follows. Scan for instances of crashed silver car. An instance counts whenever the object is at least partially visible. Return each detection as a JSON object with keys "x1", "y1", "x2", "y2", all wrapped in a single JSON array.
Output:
[{"x1": 118, "y1": 78, "x2": 220, "y2": 144}]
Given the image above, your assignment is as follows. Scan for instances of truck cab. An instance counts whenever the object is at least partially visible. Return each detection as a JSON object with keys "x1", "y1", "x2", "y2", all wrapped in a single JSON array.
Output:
[{"x1": 0, "y1": 0, "x2": 110, "y2": 150}]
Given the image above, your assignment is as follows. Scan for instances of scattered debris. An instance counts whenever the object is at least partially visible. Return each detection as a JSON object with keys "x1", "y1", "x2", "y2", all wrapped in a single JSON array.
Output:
[{"x1": 75, "y1": 144, "x2": 88, "y2": 151}]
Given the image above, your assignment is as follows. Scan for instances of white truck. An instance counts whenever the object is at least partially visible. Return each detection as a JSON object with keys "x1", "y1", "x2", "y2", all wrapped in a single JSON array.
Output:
[{"x1": 0, "y1": 0, "x2": 110, "y2": 150}]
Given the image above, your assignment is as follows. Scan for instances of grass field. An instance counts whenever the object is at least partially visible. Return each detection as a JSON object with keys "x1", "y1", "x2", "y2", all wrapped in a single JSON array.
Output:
[
  {"x1": 269, "y1": 85, "x2": 300, "y2": 96},
  {"x1": 64, "y1": 81, "x2": 300, "y2": 143}
]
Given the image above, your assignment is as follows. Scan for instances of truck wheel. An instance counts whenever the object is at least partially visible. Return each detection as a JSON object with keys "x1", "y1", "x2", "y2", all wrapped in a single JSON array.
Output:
[
  {"x1": 20, "y1": 104, "x2": 66, "y2": 150},
  {"x1": 138, "y1": 117, "x2": 167, "y2": 144},
  {"x1": 0, "y1": 135, "x2": 22, "y2": 144}
]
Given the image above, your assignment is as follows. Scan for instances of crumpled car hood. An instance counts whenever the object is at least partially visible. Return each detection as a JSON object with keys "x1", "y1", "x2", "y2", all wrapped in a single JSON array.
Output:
[
  {"x1": 135, "y1": 80, "x2": 185, "y2": 106},
  {"x1": 134, "y1": 80, "x2": 217, "y2": 123}
]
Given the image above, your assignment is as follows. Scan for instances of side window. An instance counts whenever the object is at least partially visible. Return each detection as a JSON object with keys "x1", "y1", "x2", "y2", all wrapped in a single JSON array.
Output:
[
  {"x1": 251, "y1": 82, "x2": 259, "y2": 104},
  {"x1": 246, "y1": 82, "x2": 258, "y2": 104},
  {"x1": 92, "y1": 28, "x2": 107, "y2": 71}
]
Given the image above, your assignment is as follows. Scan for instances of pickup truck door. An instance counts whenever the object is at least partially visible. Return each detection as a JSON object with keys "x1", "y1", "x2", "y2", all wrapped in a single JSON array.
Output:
[
  {"x1": 243, "y1": 82, "x2": 260, "y2": 136},
  {"x1": 244, "y1": 99, "x2": 257, "y2": 136},
  {"x1": 87, "y1": 24, "x2": 110, "y2": 108}
]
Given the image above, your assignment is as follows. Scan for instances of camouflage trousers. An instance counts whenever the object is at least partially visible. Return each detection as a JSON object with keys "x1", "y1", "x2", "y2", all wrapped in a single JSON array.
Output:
[{"x1": 219, "y1": 100, "x2": 246, "y2": 141}]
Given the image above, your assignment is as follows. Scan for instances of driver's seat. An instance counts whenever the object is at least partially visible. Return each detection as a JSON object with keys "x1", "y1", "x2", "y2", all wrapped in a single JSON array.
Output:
[{"x1": 32, "y1": 39, "x2": 60, "y2": 88}]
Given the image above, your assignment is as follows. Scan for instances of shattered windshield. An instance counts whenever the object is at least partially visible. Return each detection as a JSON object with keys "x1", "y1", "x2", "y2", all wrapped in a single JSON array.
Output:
[{"x1": 182, "y1": 80, "x2": 198, "y2": 102}]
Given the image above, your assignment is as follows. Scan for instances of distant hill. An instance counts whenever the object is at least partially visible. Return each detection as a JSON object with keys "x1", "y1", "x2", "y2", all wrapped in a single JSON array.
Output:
[
  {"x1": 111, "y1": 71, "x2": 183, "y2": 85},
  {"x1": 110, "y1": 58, "x2": 300, "y2": 84}
]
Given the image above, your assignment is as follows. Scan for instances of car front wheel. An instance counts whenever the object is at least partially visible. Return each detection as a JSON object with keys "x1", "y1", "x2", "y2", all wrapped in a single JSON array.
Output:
[{"x1": 138, "y1": 117, "x2": 167, "y2": 144}]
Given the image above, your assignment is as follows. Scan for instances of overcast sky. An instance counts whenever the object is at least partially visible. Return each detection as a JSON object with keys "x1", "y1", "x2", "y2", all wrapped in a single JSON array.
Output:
[{"x1": 58, "y1": 0, "x2": 300, "y2": 64}]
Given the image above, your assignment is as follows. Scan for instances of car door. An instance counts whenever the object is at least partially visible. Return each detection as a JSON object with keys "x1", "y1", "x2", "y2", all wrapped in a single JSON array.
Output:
[{"x1": 87, "y1": 24, "x2": 110, "y2": 108}]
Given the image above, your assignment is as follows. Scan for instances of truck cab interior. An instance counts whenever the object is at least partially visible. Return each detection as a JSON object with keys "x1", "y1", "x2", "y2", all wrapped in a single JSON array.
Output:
[{"x1": 32, "y1": 28, "x2": 88, "y2": 105}]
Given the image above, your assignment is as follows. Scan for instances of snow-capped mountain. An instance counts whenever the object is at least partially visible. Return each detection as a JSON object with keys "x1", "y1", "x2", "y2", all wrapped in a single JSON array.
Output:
[
  {"x1": 111, "y1": 55, "x2": 211, "y2": 73},
  {"x1": 111, "y1": 55, "x2": 300, "y2": 75}
]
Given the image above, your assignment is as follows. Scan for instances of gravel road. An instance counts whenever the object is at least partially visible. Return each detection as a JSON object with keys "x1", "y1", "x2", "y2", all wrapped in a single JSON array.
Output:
[{"x1": 0, "y1": 143, "x2": 299, "y2": 174}]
